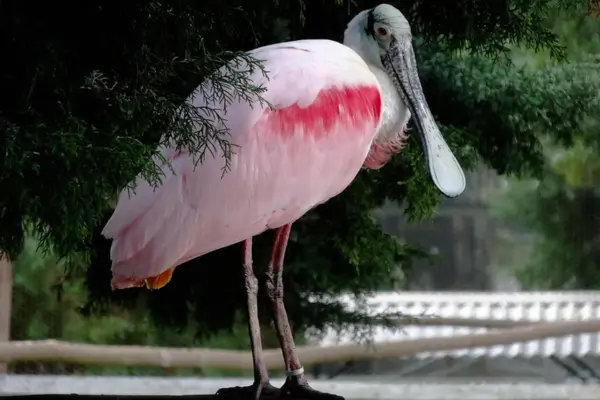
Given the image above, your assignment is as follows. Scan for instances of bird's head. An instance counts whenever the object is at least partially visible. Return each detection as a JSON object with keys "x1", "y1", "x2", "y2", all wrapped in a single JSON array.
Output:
[{"x1": 344, "y1": 4, "x2": 465, "y2": 198}]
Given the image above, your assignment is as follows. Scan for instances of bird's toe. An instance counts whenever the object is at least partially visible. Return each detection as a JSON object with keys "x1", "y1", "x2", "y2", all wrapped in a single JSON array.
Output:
[
  {"x1": 280, "y1": 382, "x2": 345, "y2": 400},
  {"x1": 216, "y1": 382, "x2": 281, "y2": 400}
]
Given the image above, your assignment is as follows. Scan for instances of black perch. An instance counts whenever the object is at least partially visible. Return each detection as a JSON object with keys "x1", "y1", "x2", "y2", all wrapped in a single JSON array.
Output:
[{"x1": 0, "y1": 395, "x2": 330, "y2": 400}]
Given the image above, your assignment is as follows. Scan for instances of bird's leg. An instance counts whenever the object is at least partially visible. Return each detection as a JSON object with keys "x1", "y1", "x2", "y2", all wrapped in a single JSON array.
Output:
[
  {"x1": 216, "y1": 238, "x2": 280, "y2": 400},
  {"x1": 265, "y1": 225, "x2": 344, "y2": 400}
]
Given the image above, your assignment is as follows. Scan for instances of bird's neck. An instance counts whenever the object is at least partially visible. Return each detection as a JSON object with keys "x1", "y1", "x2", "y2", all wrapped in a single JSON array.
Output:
[
  {"x1": 364, "y1": 62, "x2": 411, "y2": 168},
  {"x1": 343, "y1": 29, "x2": 382, "y2": 67},
  {"x1": 343, "y1": 33, "x2": 410, "y2": 169}
]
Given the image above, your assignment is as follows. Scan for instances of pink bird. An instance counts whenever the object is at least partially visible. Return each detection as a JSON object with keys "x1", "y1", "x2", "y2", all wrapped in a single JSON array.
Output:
[{"x1": 102, "y1": 4, "x2": 465, "y2": 400}]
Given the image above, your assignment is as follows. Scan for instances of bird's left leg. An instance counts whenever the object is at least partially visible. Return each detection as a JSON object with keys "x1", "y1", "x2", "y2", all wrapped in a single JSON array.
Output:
[
  {"x1": 264, "y1": 224, "x2": 344, "y2": 400},
  {"x1": 216, "y1": 238, "x2": 280, "y2": 400}
]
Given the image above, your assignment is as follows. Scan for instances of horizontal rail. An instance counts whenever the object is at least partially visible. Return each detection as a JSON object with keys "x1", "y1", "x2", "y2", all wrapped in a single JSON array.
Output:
[
  {"x1": 387, "y1": 316, "x2": 533, "y2": 328},
  {"x1": 1, "y1": 319, "x2": 599, "y2": 369}
]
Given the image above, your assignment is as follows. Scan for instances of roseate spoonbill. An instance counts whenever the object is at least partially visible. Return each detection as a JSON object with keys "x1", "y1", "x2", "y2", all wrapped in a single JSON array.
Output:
[{"x1": 102, "y1": 3, "x2": 465, "y2": 399}]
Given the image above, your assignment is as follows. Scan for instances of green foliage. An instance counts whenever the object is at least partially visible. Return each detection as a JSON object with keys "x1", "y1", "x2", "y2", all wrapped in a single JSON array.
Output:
[
  {"x1": 491, "y1": 8, "x2": 600, "y2": 290},
  {"x1": 3, "y1": 1, "x2": 595, "y2": 340},
  {"x1": 0, "y1": 1, "x2": 268, "y2": 259},
  {"x1": 12, "y1": 235, "x2": 150, "y2": 373},
  {"x1": 492, "y1": 143, "x2": 600, "y2": 289}
]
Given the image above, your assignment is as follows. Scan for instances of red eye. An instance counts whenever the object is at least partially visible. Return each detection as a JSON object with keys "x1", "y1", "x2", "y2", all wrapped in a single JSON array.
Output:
[{"x1": 377, "y1": 27, "x2": 388, "y2": 36}]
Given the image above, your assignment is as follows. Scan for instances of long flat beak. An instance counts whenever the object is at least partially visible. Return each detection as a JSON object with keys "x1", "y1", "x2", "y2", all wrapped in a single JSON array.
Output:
[{"x1": 382, "y1": 37, "x2": 466, "y2": 198}]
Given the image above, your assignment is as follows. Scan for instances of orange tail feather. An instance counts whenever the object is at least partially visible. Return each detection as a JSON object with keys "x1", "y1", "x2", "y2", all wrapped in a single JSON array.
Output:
[{"x1": 144, "y1": 267, "x2": 174, "y2": 290}]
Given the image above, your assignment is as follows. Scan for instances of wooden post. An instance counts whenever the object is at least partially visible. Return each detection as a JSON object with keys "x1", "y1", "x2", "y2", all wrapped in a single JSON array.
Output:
[{"x1": 0, "y1": 254, "x2": 12, "y2": 373}]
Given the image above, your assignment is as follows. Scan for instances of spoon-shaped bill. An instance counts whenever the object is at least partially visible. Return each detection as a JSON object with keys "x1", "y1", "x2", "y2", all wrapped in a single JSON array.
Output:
[{"x1": 382, "y1": 38, "x2": 466, "y2": 198}]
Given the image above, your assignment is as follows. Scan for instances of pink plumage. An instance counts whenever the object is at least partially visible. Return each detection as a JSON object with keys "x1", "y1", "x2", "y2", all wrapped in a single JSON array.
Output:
[
  {"x1": 101, "y1": 40, "x2": 387, "y2": 288},
  {"x1": 102, "y1": 6, "x2": 464, "y2": 398}
]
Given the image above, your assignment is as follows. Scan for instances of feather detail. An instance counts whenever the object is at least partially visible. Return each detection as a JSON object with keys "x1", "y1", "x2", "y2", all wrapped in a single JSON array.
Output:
[
  {"x1": 363, "y1": 127, "x2": 408, "y2": 169},
  {"x1": 102, "y1": 39, "x2": 383, "y2": 288}
]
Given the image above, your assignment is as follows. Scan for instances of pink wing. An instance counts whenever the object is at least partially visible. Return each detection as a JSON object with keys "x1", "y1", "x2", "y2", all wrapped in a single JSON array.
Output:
[{"x1": 102, "y1": 39, "x2": 382, "y2": 288}]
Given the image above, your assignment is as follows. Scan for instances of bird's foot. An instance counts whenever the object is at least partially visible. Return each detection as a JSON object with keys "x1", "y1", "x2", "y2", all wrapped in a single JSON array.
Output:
[
  {"x1": 280, "y1": 381, "x2": 345, "y2": 400},
  {"x1": 216, "y1": 381, "x2": 281, "y2": 400}
]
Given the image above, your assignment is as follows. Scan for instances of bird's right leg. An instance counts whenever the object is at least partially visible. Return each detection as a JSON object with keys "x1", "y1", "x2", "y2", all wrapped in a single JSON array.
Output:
[{"x1": 215, "y1": 238, "x2": 280, "y2": 400}]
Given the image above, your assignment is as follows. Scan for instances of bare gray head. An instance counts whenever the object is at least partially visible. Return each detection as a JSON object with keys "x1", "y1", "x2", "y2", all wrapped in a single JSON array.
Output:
[
  {"x1": 344, "y1": 4, "x2": 412, "y2": 66},
  {"x1": 344, "y1": 4, "x2": 465, "y2": 198}
]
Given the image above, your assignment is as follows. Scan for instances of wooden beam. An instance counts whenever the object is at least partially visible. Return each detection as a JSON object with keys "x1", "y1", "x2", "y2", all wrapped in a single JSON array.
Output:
[{"x1": 1, "y1": 319, "x2": 599, "y2": 369}]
